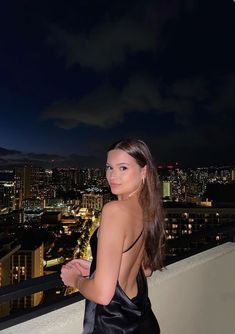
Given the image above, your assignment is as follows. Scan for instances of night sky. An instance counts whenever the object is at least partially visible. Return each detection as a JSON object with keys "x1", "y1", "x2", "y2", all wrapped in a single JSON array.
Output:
[{"x1": 0, "y1": 0, "x2": 235, "y2": 168}]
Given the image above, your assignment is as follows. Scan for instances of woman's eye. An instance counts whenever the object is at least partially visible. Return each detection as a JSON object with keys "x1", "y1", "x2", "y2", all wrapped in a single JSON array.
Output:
[
  {"x1": 106, "y1": 165, "x2": 112, "y2": 171},
  {"x1": 120, "y1": 166, "x2": 127, "y2": 171}
]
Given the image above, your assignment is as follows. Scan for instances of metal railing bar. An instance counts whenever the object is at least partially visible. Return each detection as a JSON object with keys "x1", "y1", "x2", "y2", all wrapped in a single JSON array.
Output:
[
  {"x1": 0, "y1": 272, "x2": 62, "y2": 303},
  {"x1": 0, "y1": 291, "x2": 84, "y2": 330}
]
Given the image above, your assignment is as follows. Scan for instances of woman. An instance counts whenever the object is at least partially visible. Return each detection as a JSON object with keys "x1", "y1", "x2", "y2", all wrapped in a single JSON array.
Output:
[{"x1": 61, "y1": 138, "x2": 165, "y2": 333}]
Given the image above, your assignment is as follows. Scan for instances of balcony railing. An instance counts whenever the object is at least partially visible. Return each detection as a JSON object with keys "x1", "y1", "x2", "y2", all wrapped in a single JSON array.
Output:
[
  {"x1": 1, "y1": 223, "x2": 235, "y2": 333},
  {"x1": 0, "y1": 273, "x2": 84, "y2": 331}
]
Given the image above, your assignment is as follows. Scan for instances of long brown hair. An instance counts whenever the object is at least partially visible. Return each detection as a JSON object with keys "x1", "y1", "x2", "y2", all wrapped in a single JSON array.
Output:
[{"x1": 108, "y1": 138, "x2": 165, "y2": 271}]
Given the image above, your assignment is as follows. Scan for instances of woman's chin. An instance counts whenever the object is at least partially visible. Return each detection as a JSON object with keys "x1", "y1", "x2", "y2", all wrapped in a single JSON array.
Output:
[{"x1": 111, "y1": 190, "x2": 119, "y2": 195}]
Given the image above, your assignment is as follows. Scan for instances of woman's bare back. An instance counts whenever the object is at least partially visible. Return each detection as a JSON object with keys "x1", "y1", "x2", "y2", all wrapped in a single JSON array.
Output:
[{"x1": 115, "y1": 197, "x2": 145, "y2": 299}]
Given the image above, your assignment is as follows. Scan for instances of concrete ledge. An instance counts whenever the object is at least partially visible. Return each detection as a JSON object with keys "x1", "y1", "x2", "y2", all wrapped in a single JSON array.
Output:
[
  {"x1": 149, "y1": 242, "x2": 235, "y2": 334},
  {"x1": 2, "y1": 300, "x2": 85, "y2": 334}
]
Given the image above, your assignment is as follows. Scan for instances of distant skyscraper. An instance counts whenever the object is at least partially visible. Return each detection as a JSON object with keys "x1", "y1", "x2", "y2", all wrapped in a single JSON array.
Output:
[
  {"x1": 231, "y1": 169, "x2": 235, "y2": 182},
  {"x1": 52, "y1": 168, "x2": 80, "y2": 191},
  {"x1": 0, "y1": 169, "x2": 16, "y2": 211},
  {"x1": 162, "y1": 181, "x2": 172, "y2": 201},
  {"x1": 15, "y1": 165, "x2": 32, "y2": 200}
]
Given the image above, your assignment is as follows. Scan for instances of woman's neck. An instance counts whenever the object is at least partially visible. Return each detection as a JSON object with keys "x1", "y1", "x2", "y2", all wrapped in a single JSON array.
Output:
[{"x1": 118, "y1": 189, "x2": 140, "y2": 201}]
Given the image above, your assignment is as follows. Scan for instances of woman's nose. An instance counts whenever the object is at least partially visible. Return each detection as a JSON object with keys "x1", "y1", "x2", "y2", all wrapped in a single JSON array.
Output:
[{"x1": 110, "y1": 169, "x2": 118, "y2": 179}]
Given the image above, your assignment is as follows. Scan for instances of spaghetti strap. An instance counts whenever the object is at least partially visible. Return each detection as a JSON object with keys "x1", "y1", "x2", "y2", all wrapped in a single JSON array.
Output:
[{"x1": 122, "y1": 229, "x2": 144, "y2": 253}]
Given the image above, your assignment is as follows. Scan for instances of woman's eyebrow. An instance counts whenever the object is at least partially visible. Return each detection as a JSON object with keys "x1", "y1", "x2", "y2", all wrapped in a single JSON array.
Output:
[{"x1": 106, "y1": 162, "x2": 130, "y2": 166}]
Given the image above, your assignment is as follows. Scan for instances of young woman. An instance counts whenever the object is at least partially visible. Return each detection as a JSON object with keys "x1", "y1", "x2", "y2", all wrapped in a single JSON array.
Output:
[{"x1": 61, "y1": 138, "x2": 165, "y2": 333}]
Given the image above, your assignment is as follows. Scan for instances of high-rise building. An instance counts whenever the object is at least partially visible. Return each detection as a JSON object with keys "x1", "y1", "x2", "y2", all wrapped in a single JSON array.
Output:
[
  {"x1": 78, "y1": 169, "x2": 90, "y2": 188},
  {"x1": 30, "y1": 167, "x2": 49, "y2": 198},
  {"x1": 164, "y1": 204, "x2": 235, "y2": 262},
  {"x1": 52, "y1": 168, "x2": 80, "y2": 191},
  {"x1": 15, "y1": 165, "x2": 33, "y2": 200},
  {"x1": 231, "y1": 169, "x2": 235, "y2": 182},
  {"x1": 161, "y1": 181, "x2": 172, "y2": 201},
  {"x1": 0, "y1": 170, "x2": 16, "y2": 211},
  {"x1": 0, "y1": 241, "x2": 20, "y2": 318},
  {"x1": 82, "y1": 193, "x2": 110, "y2": 211},
  {"x1": 11, "y1": 241, "x2": 44, "y2": 310},
  {"x1": 165, "y1": 205, "x2": 235, "y2": 239}
]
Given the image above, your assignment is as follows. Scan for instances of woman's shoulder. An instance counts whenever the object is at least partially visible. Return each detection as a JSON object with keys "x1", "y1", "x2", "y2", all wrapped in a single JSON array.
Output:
[
  {"x1": 100, "y1": 201, "x2": 130, "y2": 234},
  {"x1": 102, "y1": 200, "x2": 128, "y2": 214},
  {"x1": 101, "y1": 201, "x2": 131, "y2": 223}
]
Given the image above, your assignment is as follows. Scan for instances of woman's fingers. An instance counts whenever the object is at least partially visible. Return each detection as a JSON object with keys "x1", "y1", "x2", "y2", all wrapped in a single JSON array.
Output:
[
  {"x1": 65, "y1": 259, "x2": 91, "y2": 276},
  {"x1": 60, "y1": 265, "x2": 83, "y2": 287},
  {"x1": 61, "y1": 264, "x2": 82, "y2": 275},
  {"x1": 70, "y1": 259, "x2": 91, "y2": 269}
]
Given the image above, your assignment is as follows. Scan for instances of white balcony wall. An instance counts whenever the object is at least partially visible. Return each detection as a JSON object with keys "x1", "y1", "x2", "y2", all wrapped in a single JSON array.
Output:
[
  {"x1": 2, "y1": 242, "x2": 235, "y2": 334},
  {"x1": 149, "y1": 242, "x2": 235, "y2": 334}
]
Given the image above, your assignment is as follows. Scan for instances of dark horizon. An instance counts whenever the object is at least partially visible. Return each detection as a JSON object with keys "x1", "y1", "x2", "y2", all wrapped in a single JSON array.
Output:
[{"x1": 0, "y1": 145, "x2": 234, "y2": 170}]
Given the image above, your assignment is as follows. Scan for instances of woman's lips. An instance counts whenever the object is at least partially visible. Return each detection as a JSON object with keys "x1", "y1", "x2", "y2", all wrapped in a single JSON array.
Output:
[{"x1": 110, "y1": 183, "x2": 121, "y2": 187}]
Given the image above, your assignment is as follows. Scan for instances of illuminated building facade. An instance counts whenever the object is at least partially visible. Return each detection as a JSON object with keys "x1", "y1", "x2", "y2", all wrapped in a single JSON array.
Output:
[
  {"x1": 231, "y1": 169, "x2": 235, "y2": 182},
  {"x1": 164, "y1": 205, "x2": 235, "y2": 262},
  {"x1": 52, "y1": 168, "x2": 80, "y2": 190},
  {"x1": 15, "y1": 165, "x2": 32, "y2": 200},
  {"x1": 11, "y1": 242, "x2": 44, "y2": 310},
  {"x1": 0, "y1": 242, "x2": 20, "y2": 317},
  {"x1": 82, "y1": 193, "x2": 110, "y2": 211},
  {"x1": 0, "y1": 170, "x2": 16, "y2": 211},
  {"x1": 165, "y1": 206, "x2": 235, "y2": 239},
  {"x1": 161, "y1": 181, "x2": 172, "y2": 201}
]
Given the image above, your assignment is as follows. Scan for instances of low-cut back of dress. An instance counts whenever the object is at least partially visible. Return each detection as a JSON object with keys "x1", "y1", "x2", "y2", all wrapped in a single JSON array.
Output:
[{"x1": 82, "y1": 228, "x2": 160, "y2": 334}]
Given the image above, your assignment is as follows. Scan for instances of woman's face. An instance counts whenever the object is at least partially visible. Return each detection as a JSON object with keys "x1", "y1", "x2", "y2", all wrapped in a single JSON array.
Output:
[{"x1": 106, "y1": 149, "x2": 146, "y2": 200}]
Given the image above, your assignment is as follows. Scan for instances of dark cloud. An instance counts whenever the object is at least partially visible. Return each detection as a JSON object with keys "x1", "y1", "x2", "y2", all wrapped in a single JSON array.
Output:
[
  {"x1": 47, "y1": 0, "x2": 196, "y2": 71},
  {"x1": 144, "y1": 121, "x2": 235, "y2": 167},
  {"x1": 27, "y1": 152, "x2": 64, "y2": 161},
  {"x1": 47, "y1": 18, "x2": 156, "y2": 71},
  {"x1": 40, "y1": 65, "x2": 235, "y2": 168},
  {"x1": 42, "y1": 85, "x2": 123, "y2": 128},
  {"x1": 170, "y1": 76, "x2": 208, "y2": 101},
  {"x1": 0, "y1": 147, "x2": 21, "y2": 156},
  {"x1": 41, "y1": 73, "x2": 211, "y2": 129},
  {"x1": 80, "y1": 118, "x2": 235, "y2": 167},
  {"x1": 0, "y1": 148, "x2": 101, "y2": 168},
  {"x1": 42, "y1": 74, "x2": 190, "y2": 129},
  {"x1": 212, "y1": 73, "x2": 235, "y2": 112}
]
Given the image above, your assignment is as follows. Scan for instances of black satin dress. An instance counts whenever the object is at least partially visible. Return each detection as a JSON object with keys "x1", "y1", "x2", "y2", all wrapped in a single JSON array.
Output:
[{"x1": 82, "y1": 229, "x2": 160, "y2": 334}]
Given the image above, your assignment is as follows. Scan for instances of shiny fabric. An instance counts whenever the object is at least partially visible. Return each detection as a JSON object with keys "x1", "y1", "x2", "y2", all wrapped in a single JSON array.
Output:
[{"x1": 82, "y1": 229, "x2": 160, "y2": 334}]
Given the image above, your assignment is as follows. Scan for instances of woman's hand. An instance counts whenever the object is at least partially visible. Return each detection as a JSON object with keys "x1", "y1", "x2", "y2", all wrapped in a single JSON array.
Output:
[
  {"x1": 60, "y1": 259, "x2": 91, "y2": 287},
  {"x1": 60, "y1": 262, "x2": 82, "y2": 288},
  {"x1": 68, "y1": 259, "x2": 91, "y2": 277}
]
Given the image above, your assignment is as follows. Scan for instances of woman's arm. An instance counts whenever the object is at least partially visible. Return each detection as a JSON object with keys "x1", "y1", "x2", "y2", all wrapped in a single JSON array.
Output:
[{"x1": 61, "y1": 201, "x2": 127, "y2": 305}]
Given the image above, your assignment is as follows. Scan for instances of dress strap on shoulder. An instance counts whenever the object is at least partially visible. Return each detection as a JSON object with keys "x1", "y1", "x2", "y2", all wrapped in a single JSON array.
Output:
[{"x1": 122, "y1": 229, "x2": 144, "y2": 253}]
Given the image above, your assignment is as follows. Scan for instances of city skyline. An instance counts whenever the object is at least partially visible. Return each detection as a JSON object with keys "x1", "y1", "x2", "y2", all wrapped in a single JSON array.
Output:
[{"x1": 1, "y1": 1, "x2": 235, "y2": 167}]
